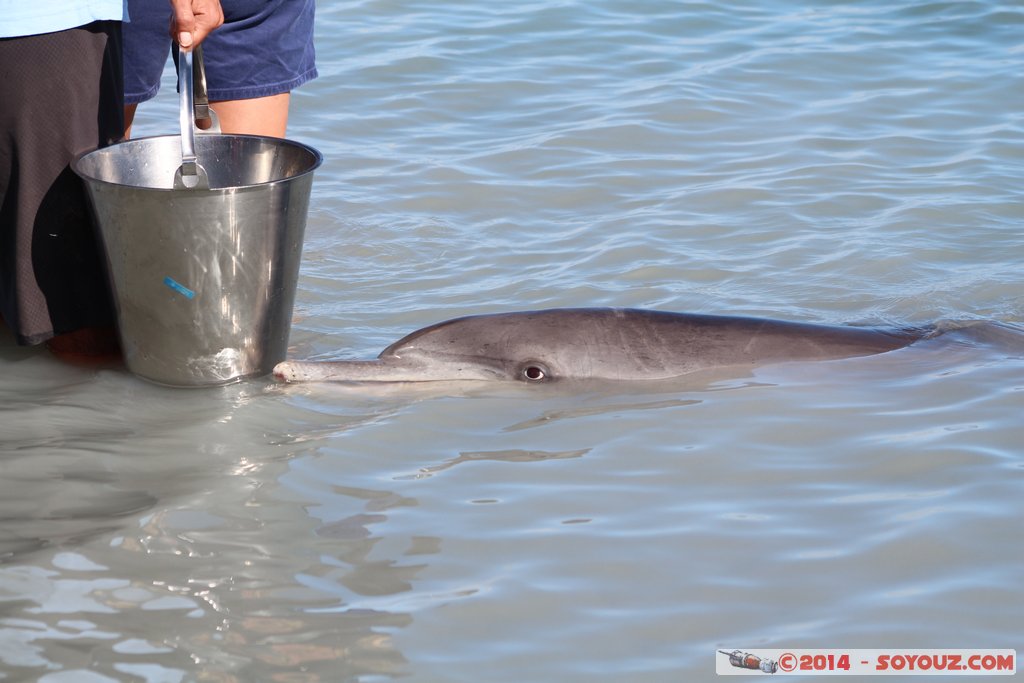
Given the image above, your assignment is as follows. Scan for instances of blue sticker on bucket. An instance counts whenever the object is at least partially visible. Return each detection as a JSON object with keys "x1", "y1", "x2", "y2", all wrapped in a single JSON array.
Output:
[{"x1": 164, "y1": 276, "x2": 195, "y2": 299}]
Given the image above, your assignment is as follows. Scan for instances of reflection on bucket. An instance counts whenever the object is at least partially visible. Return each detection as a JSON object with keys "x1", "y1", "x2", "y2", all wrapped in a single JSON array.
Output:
[{"x1": 72, "y1": 134, "x2": 322, "y2": 386}]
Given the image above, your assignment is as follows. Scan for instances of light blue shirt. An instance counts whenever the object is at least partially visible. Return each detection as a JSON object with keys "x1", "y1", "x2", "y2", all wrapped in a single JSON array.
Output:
[{"x1": 0, "y1": 0, "x2": 127, "y2": 38}]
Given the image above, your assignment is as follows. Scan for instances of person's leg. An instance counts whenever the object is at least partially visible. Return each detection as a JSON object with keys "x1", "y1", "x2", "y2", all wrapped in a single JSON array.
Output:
[
  {"x1": 122, "y1": 0, "x2": 174, "y2": 138},
  {"x1": 208, "y1": 93, "x2": 291, "y2": 137},
  {"x1": 129, "y1": 95, "x2": 290, "y2": 137},
  {"x1": 201, "y1": 0, "x2": 316, "y2": 137},
  {"x1": 0, "y1": 22, "x2": 123, "y2": 358},
  {"x1": 123, "y1": 102, "x2": 141, "y2": 138},
  {"x1": 47, "y1": 23, "x2": 126, "y2": 360}
]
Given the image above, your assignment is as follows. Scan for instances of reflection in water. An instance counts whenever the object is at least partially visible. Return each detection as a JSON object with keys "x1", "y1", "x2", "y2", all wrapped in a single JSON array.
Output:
[
  {"x1": 502, "y1": 397, "x2": 702, "y2": 432},
  {"x1": 414, "y1": 448, "x2": 591, "y2": 478},
  {"x1": 0, "y1": 461, "x2": 424, "y2": 680},
  {"x1": 0, "y1": 355, "x2": 431, "y2": 681}
]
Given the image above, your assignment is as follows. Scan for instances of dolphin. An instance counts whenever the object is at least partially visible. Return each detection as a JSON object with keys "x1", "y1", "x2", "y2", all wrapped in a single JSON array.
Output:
[{"x1": 273, "y1": 308, "x2": 926, "y2": 384}]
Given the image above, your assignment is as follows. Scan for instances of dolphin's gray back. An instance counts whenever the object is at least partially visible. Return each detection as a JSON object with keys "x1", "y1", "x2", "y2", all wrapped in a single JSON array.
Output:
[{"x1": 381, "y1": 308, "x2": 921, "y2": 381}]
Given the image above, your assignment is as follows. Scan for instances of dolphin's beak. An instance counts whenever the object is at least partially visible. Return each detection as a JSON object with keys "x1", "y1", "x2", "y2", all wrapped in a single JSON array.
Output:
[
  {"x1": 274, "y1": 360, "x2": 394, "y2": 382},
  {"x1": 272, "y1": 358, "x2": 505, "y2": 383}
]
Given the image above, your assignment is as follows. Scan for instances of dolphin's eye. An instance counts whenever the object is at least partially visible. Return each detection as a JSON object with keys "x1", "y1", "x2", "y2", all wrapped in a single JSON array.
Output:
[{"x1": 521, "y1": 364, "x2": 548, "y2": 382}]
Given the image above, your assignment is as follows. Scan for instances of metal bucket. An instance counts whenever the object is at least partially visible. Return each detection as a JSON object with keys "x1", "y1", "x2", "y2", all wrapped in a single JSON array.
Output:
[{"x1": 72, "y1": 47, "x2": 322, "y2": 386}]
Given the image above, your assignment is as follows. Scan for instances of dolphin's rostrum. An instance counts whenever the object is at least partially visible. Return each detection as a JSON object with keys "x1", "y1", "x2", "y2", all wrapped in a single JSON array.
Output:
[{"x1": 273, "y1": 308, "x2": 924, "y2": 384}]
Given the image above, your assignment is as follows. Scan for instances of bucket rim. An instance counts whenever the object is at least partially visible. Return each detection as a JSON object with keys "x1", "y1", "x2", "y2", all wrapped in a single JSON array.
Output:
[{"x1": 71, "y1": 132, "x2": 324, "y2": 192}]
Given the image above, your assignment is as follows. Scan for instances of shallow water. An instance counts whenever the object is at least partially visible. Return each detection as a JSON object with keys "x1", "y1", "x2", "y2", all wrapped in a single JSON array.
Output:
[{"x1": 2, "y1": 1, "x2": 1023, "y2": 681}]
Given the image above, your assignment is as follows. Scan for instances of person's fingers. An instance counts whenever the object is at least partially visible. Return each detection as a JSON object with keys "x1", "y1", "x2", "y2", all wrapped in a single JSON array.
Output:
[
  {"x1": 188, "y1": 0, "x2": 224, "y2": 47},
  {"x1": 168, "y1": 0, "x2": 224, "y2": 49},
  {"x1": 168, "y1": 0, "x2": 195, "y2": 47}
]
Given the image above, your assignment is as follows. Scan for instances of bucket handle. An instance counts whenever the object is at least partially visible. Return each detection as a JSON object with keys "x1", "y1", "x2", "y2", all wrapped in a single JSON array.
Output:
[
  {"x1": 190, "y1": 45, "x2": 221, "y2": 134},
  {"x1": 174, "y1": 45, "x2": 219, "y2": 189}
]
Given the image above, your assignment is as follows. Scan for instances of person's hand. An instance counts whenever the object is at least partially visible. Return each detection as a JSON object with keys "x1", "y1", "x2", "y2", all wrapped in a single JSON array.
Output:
[{"x1": 169, "y1": 0, "x2": 224, "y2": 50}]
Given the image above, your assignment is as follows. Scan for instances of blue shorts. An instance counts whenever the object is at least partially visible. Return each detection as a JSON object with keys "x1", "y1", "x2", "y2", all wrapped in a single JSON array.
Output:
[{"x1": 123, "y1": 0, "x2": 317, "y2": 103}]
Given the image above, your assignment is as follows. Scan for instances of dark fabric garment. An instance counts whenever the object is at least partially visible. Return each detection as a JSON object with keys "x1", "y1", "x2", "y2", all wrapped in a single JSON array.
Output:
[
  {"x1": 123, "y1": 0, "x2": 317, "y2": 104},
  {"x1": 0, "y1": 22, "x2": 124, "y2": 345}
]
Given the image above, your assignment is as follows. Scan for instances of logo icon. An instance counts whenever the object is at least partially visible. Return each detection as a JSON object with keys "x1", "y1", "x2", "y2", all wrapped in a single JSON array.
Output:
[{"x1": 719, "y1": 650, "x2": 778, "y2": 674}]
